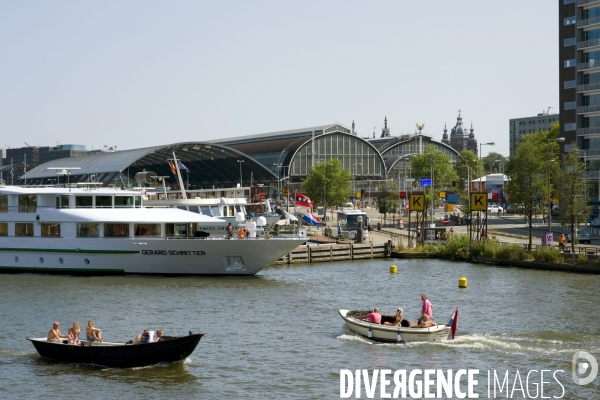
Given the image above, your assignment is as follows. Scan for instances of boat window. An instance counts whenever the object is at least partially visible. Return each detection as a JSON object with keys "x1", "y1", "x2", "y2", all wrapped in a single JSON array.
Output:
[
  {"x1": 41, "y1": 223, "x2": 60, "y2": 237},
  {"x1": 15, "y1": 223, "x2": 34, "y2": 237},
  {"x1": 114, "y1": 196, "x2": 133, "y2": 208},
  {"x1": 18, "y1": 195, "x2": 36, "y2": 213},
  {"x1": 200, "y1": 206, "x2": 211, "y2": 216},
  {"x1": 177, "y1": 206, "x2": 187, "y2": 211},
  {"x1": 165, "y1": 223, "x2": 197, "y2": 237},
  {"x1": 77, "y1": 223, "x2": 100, "y2": 238},
  {"x1": 0, "y1": 196, "x2": 7, "y2": 212},
  {"x1": 75, "y1": 196, "x2": 93, "y2": 208},
  {"x1": 134, "y1": 224, "x2": 161, "y2": 237},
  {"x1": 235, "y1": 205, "x2": 243, "y2": 213},
  {"x1": 0, "y1": 223, "x2": 7, "y2": 236},
  {"x1": 104, "y1": 223, "x2": 129, "y2": 237},
  {"x1": 134, "y1": 196, "x2": 141, "y2": 208},
  {"x1": 56, "y1": 195, "x2": 70, "y2": 209},
  {"x1": 211, "y1": 206, "x2": 222, "y2": 217},
  {"x1": 188, "y1": 206, "x2": 199, "y2": 213},
  {"x1": 95, "y1": 196, "x2": 113, "y2": 208}
]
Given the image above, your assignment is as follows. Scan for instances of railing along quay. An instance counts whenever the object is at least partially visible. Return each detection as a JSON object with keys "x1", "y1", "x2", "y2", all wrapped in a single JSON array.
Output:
[{"x1": 275, "y1": 242, "x2": 391, "y2": 264}]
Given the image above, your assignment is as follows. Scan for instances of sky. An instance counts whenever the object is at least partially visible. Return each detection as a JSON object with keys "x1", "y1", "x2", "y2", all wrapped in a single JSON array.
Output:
[{"x1": 0, "y1": 1, "x2": 558, "y2": 158}]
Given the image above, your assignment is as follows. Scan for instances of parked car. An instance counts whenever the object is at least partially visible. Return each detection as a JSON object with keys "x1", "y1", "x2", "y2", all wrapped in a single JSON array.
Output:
[
  {"x1": 343, "y1": 202, "x2": 354, "y2": 208},
  {"x1": 567, "y1": 229, "x2": 591, "y2": 244},
  {"x1": 487, "y1": 205, "x2": 504, "y2": 213}
]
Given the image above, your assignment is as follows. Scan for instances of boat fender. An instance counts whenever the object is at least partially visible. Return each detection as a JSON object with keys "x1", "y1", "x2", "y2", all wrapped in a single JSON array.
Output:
[
  {"x1": 368, "y1": 327, "x2": 373, "y2": 339},
  {"x1": 397, "y1": 331, "x2": 402, "y2": 342}
]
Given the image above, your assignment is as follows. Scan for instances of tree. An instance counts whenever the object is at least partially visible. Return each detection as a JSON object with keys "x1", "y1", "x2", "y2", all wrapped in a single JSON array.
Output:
[
  {"x1": 505, "y1": 130, "x2": 558, "y2": 248},
  {"x1": 558, "y1": 147, "x2": 591, "y2": 253},
  {"x1": 411, "y1": 145, "x2": 458, "y2": 190},
  {"x1": 302, "y1": 159, "x2": 352, "y2": 219},
  {"x1": 482, "y1": 152, "x2": 508, "y2": 174},
  {"x1": 377, "y1": 184, "x2": 399, "y2": 227},
  {"x1": 455, "y1": 149, "x2": 483, "y2": 191}
]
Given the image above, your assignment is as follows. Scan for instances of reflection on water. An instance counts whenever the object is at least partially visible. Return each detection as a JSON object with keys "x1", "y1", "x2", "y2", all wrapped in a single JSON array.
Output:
[{"x1": 0, "y1": 259, "x2": 599, "y2": 398}]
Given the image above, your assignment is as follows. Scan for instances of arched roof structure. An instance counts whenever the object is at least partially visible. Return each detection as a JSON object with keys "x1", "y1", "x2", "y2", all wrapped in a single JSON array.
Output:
[
  {"x1": 18, "y1": 143, "x2": 276, "y2": 187},
  {"x1": 288, "y1": 131, "x2": 386, "y2": 183}
]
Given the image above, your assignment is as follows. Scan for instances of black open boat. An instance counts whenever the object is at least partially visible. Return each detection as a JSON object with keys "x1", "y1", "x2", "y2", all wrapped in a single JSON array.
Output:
[{"x1": 27, "y1": 332, "x2": 204, "y2": 368}]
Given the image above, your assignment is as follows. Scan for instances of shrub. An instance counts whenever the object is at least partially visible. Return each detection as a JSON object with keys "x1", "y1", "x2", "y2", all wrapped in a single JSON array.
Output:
[
  {"x1": 394, "y1": 241, "x2": 405, "y2": 252},
  {"x1": 531, "y1": 247, "x2": 563, "y2": 263},
  {"x1": 496, "y1": 243, "x2": 530, "y2": 260},
  {"x1": 442, "y1": 234, "x2": 471, "y2": 260},
  {"x1": 577, "y1": 253, "x2": 588, "y2": 265}
]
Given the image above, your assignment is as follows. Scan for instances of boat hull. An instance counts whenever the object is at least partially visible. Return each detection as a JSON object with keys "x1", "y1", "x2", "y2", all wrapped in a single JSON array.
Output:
[
  {"x1": 0, "y1": 237, "x2": 305, "y2": 275},
  {"x1": 339, "y1": 309, "x2": 450, "y2": 343},
  {"x1": 27, "y1": 334, "x2": 203, "y2": 368}
]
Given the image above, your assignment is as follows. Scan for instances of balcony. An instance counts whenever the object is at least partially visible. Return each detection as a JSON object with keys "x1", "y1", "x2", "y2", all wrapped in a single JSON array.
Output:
[
  {"x1": 578, "y1": 16, "x2": 600, "y2": 28},
  {"x1": 577, "y1": 38, "x2": 600, "y2": 49},
  {"x1": 578, "y1": 82, "x2": 600, "y2": 91},
  {"x1": 577, "y1": 127, "x2": 600, "y2": 135},
  {"x1": 577, "y1": 61, "x2": 600, "y2": 71},
  {"x1": 578, "y1": 0, "x2": 600, "y2": 6},
  {"x1": 577, "y1": 104, "x2": 600, "y2": 113}
]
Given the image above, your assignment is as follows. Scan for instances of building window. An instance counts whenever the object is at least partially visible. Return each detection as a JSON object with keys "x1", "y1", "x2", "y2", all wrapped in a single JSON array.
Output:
[
  {"x1": 564, "y1": 59, "x2": 576, "y2": 68},
  {"x1": 15, "y1": 223, "x2": 34, "y2": 237},
  {"x1": 564, "y1": 144, "x2": 572, "y2": 152},
  {"x1": 564, "y1": 81, "x2": 576, "y2": 90},
  {"x1": 41, "y1": 223, "x2": 60, "y2": 237},
  {"x1": 77, "y1": 223, "x2": 99, "y2": 237},
  {"x1": 564, "y1": 123, "x2": 576, "y2": 131},
  {"x1": 564, "y1": 101, "x2": 576, "y2": 110},
  {"x1": 564, "y1": 38, "x2": 576, "y2": 47},
  {"x1": 564, "y1": 16, "x2": 576, "y2": 26},
  {"x1": 563, "y1": 0, "x2": 574, "y2": 3}
]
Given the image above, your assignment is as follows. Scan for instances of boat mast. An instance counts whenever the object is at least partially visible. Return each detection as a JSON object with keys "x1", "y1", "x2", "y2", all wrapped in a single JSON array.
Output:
[{"x1": 171, "y1": 152, "x2": 187, "y2": 200}]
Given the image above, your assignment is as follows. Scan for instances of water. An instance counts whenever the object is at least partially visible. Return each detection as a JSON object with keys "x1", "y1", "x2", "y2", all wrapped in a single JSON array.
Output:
[{"x1": 0, "y1": 259, "x2": 599, "y2": 399}]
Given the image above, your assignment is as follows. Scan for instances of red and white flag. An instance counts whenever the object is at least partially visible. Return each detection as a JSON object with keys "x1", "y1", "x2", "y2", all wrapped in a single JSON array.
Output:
[{"x1": 295, "y1": 191, "x2": 313, "y2": 208}]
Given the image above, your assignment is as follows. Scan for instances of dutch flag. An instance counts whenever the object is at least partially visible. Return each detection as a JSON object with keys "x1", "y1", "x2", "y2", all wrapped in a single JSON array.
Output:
[{"x1": 302, "y1": 211, "x2": 321, "y2": 226}]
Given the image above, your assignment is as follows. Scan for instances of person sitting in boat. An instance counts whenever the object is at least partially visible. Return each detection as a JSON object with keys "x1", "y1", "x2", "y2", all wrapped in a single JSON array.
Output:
[
  {"x1": 383, "y1": 308, "x2": 404, "y2": 326},
  {"x1": 412, "y1": 314, "x2": 437, "y2": 328},
  {"x1": 67, "y1": 322, "x2": 81, "y2": 345},
  {"x1": 134, "y1": 329, "x2": 155, "y2": 344},
  {"x1": 86, "y1": 320, "x2": 103, "y2": 343},
  {"x1": 155, "y1": 329, "x2": 165, "y2": 342},
  {"x1": 226, "y1": 223, "x2": 233, "y2": 239},
  {"x1": 365, "y1": 308, "x2": 382, "y2": 324},
  {"x1": 47, "y1": 322, "x2": 68, "y2": 343},
  {"x1": 238, "y1": 228, "x2": 245, "y2": 240},
  {"x1": 421, "y1": 294, "x2": 433, "y2": 320}
]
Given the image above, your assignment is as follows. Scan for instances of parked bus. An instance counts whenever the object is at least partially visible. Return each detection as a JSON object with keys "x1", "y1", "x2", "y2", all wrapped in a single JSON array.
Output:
[{"x1": 336, "y1": 209, "x2": 369, "y2": 241}]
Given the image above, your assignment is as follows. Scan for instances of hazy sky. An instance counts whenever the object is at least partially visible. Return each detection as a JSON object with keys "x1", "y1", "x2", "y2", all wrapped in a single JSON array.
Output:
[{"x1": 0, "y1": 1, "x2": 557, "y2": 157}]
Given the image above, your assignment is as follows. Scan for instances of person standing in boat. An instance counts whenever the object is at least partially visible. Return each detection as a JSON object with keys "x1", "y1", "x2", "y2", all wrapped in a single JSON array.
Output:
[
  {"x1": 366, "y1": 308, "x2": 381, "y2": 324},
  {"x1": 86, "y1": 320, "x2": 103, "y2": 343},
  {"x1": 226, "y1": 223, "x2": 233, "y2": 239},
  {"x1": 47, "y1": 322, "x2": 68, "y2": 342},
  {"x1": 421, "y1": 294, "x2": 433, "y2": 320}
]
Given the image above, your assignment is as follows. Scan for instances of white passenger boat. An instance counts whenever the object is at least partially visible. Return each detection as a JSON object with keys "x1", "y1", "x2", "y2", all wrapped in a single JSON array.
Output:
[
  {"x1": 339, "y1": 308, "x2": 458, "y2": 343},
  {"x1": 0, "y1": 186, "x2": 305, "y2": 275}
]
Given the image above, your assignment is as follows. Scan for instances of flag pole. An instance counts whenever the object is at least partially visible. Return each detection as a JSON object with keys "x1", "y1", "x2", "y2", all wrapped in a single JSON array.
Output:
[{"x1": 171, "y1": 152, "x2": 187, "y2": 200}]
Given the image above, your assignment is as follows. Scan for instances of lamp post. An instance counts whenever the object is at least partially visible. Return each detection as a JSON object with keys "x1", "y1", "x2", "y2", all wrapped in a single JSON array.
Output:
[
  {"x1": 479, "y1": 142, "x2": 495, "y2": 192},
  {"x1": 548, "y1": 138, "x2": 565, "y2": 234},
  {"x1": 353, "y1": 163, "x2": 362, "y2": 209},
  {"x1": 237, "y1": 160, "x2": 244, "y2": 187}
]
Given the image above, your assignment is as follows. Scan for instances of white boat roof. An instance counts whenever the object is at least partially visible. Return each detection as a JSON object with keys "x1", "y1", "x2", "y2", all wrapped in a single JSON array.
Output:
[
  {"x1": 38, "y1": 208, "x2": 228, "y2": 223},
  {"x1": 0, "y1": 186, "x2": 141, "y2": 196},
  {"x1": 145, "y1": 198, "x2": 248, "y2": 206}
]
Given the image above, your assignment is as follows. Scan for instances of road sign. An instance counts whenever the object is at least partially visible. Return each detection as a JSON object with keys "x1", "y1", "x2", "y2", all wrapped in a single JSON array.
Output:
[
  {"x1": 420, "y1": 178, "x2": 431, "y2": 187},
  {"x1": 406, "y1": 178, "x2": 415, "y2": 183},
  {"x1": 444, "y1": 214, "x2": 448, "y2": 219},
  {"x1": 443, "y1": 218, "x2": 449, "y2": 226},
  {"x1": 409, "y1": 193, "x2": 425, "y2": 211},
  {"x1": 282, "y1": 186, "x2": 289, "y2": 197},
  {"x1": 439, "y1": 191, "x2": 446, "y2": 198},
  {"x1": 448, "y1": 204, "x2": 454, "y2": 212},
  {"x1": 470, "y1": 192, "x2": 488, "y2": 211}
]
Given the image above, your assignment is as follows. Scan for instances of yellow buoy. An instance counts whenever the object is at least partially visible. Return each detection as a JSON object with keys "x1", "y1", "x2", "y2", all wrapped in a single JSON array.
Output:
[
  {"x1": 458, "y1": 275, "x2": 468, "y2": 288},
  {"x1": 390, "y1": 264, "x2": 397, "y2": 273}
]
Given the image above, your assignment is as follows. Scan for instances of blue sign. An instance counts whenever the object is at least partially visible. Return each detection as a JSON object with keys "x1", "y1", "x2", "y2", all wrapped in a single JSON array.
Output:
[{"x1": 420, "y1": 178, "x2": 431, "y2": 187}]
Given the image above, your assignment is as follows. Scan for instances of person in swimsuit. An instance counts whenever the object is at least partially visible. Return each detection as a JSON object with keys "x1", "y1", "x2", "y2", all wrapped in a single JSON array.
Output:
[
  {"x1": 67, "y1": 322, "x2": 81, "y2": 345},
  {"x1": 133, "y1": 329, "x2": 155, "y2": 344},
  {"x1": 47, "y1": 322, "x2": 68, "y2": 342},
  {"x1": 86, "y1": 320, "x2": 103, "y2": 343},
  {"x1": 383, "y1": 308, "x2": 404, "y2": 326},
  {"x1": 412, "y1": 314, "x2": 437, "y2": 328}
]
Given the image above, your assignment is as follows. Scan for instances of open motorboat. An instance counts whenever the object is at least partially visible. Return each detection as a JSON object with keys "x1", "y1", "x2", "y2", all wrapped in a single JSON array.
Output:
[
  {"x1": 27, "y1": 332, "x2": 204, "y2": 368},
  {"x1": 339, "y1": 308, "x2": 458, "y2": 343},
  {"x1": 0, "y1": 185, "x2": 305, "y2": 275}
]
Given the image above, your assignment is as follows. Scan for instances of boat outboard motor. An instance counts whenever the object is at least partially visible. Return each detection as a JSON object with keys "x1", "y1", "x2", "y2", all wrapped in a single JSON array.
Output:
[{"x1": 356, "y1": 216, "x2": 364, "y2": 244}]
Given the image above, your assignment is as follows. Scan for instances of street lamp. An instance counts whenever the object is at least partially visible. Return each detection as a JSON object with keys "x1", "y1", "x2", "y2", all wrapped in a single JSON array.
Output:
[
  {"x1": 494, "y1": 160, "x2": 505, "y2": 215},
  {"x1": 548, "y1": 137, "x2": 565, "y2": 234},
  {"x1": 353, "y1": 163, "x2": 362, "y2": 209},
  {"x1": 237, "y1": 159, "x2": 244, "y2": 187},
  {"x1": 479, "y1": 142, "x2": 495, "y2": 192}
]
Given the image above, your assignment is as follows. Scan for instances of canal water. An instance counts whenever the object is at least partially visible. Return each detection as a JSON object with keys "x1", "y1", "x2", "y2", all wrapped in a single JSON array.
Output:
[{"x1": 0, "y1": 259, "x2": 598, "y2": 399}]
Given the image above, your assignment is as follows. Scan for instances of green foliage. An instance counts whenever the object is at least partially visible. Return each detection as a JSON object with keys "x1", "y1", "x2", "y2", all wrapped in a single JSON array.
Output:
[
  {"x1": 394, "y1": 241, "x2": 405, "y2": 252},
  {"x1": 495, "y1": 243, "x2": 531, "y2": 260},
  {"x1": 482, "y1": 152, "x2": 508, "y2": 174},
  {"x1": 455, "y1": 150, "x2": 482, "y2": 191},
  {"x1": 411, "y1": 145, "x2": 458, "y2": 190},
  {"x1": 377, "y1": 183, "x2": 399, "y2": 222},
  {"x1": 302, "y1": 159, "x2": 352, "y2": 213},
  {"x1": 441, "y1": 234, "x2": 471, "y2": 260},
  {"x1": 531, "y1": 247, "x2": 563, "y2": 263},
  {"x1": 577, "y1": 252, "x2": 588, "y2": 265}
]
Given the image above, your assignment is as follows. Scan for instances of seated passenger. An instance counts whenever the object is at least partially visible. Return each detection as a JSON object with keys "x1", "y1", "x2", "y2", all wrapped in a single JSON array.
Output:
[
  {"x1": 134, "y1": 329, "x2": 155, "y2": 344},
  {"x1": 68, "y1": 322, "x2": 81, "y2": 345},
  {"x1": 383, "y1": 308, "x2": 403, "y2": 326},
  {"x1": 238, "y1": 228, "x2": 245, "y2": 239},
  {"x1": 155, "y1": 329, "x2": 165, "y2": 342},
  {"x1": 365, "y1": 308, "x2": 382, "y2": 324},
  {"x1": 47, "y1": 321, "x2": 68, "y2": 343},
  {"x1": 412, "y1": 314, "x2": 437, "y2": 328},
  {"x1": 86, "y1": 320, "x2": 103, "y2": 343}
]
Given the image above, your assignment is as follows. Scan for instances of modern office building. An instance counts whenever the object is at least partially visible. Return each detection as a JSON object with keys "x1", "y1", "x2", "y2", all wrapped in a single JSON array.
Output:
[
  {"x1": 559, "y1": 0, "x2": 600, "y2": 182},
  {"x1": 509, "y1": 113, "x2": 560, "y2": 156}
]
